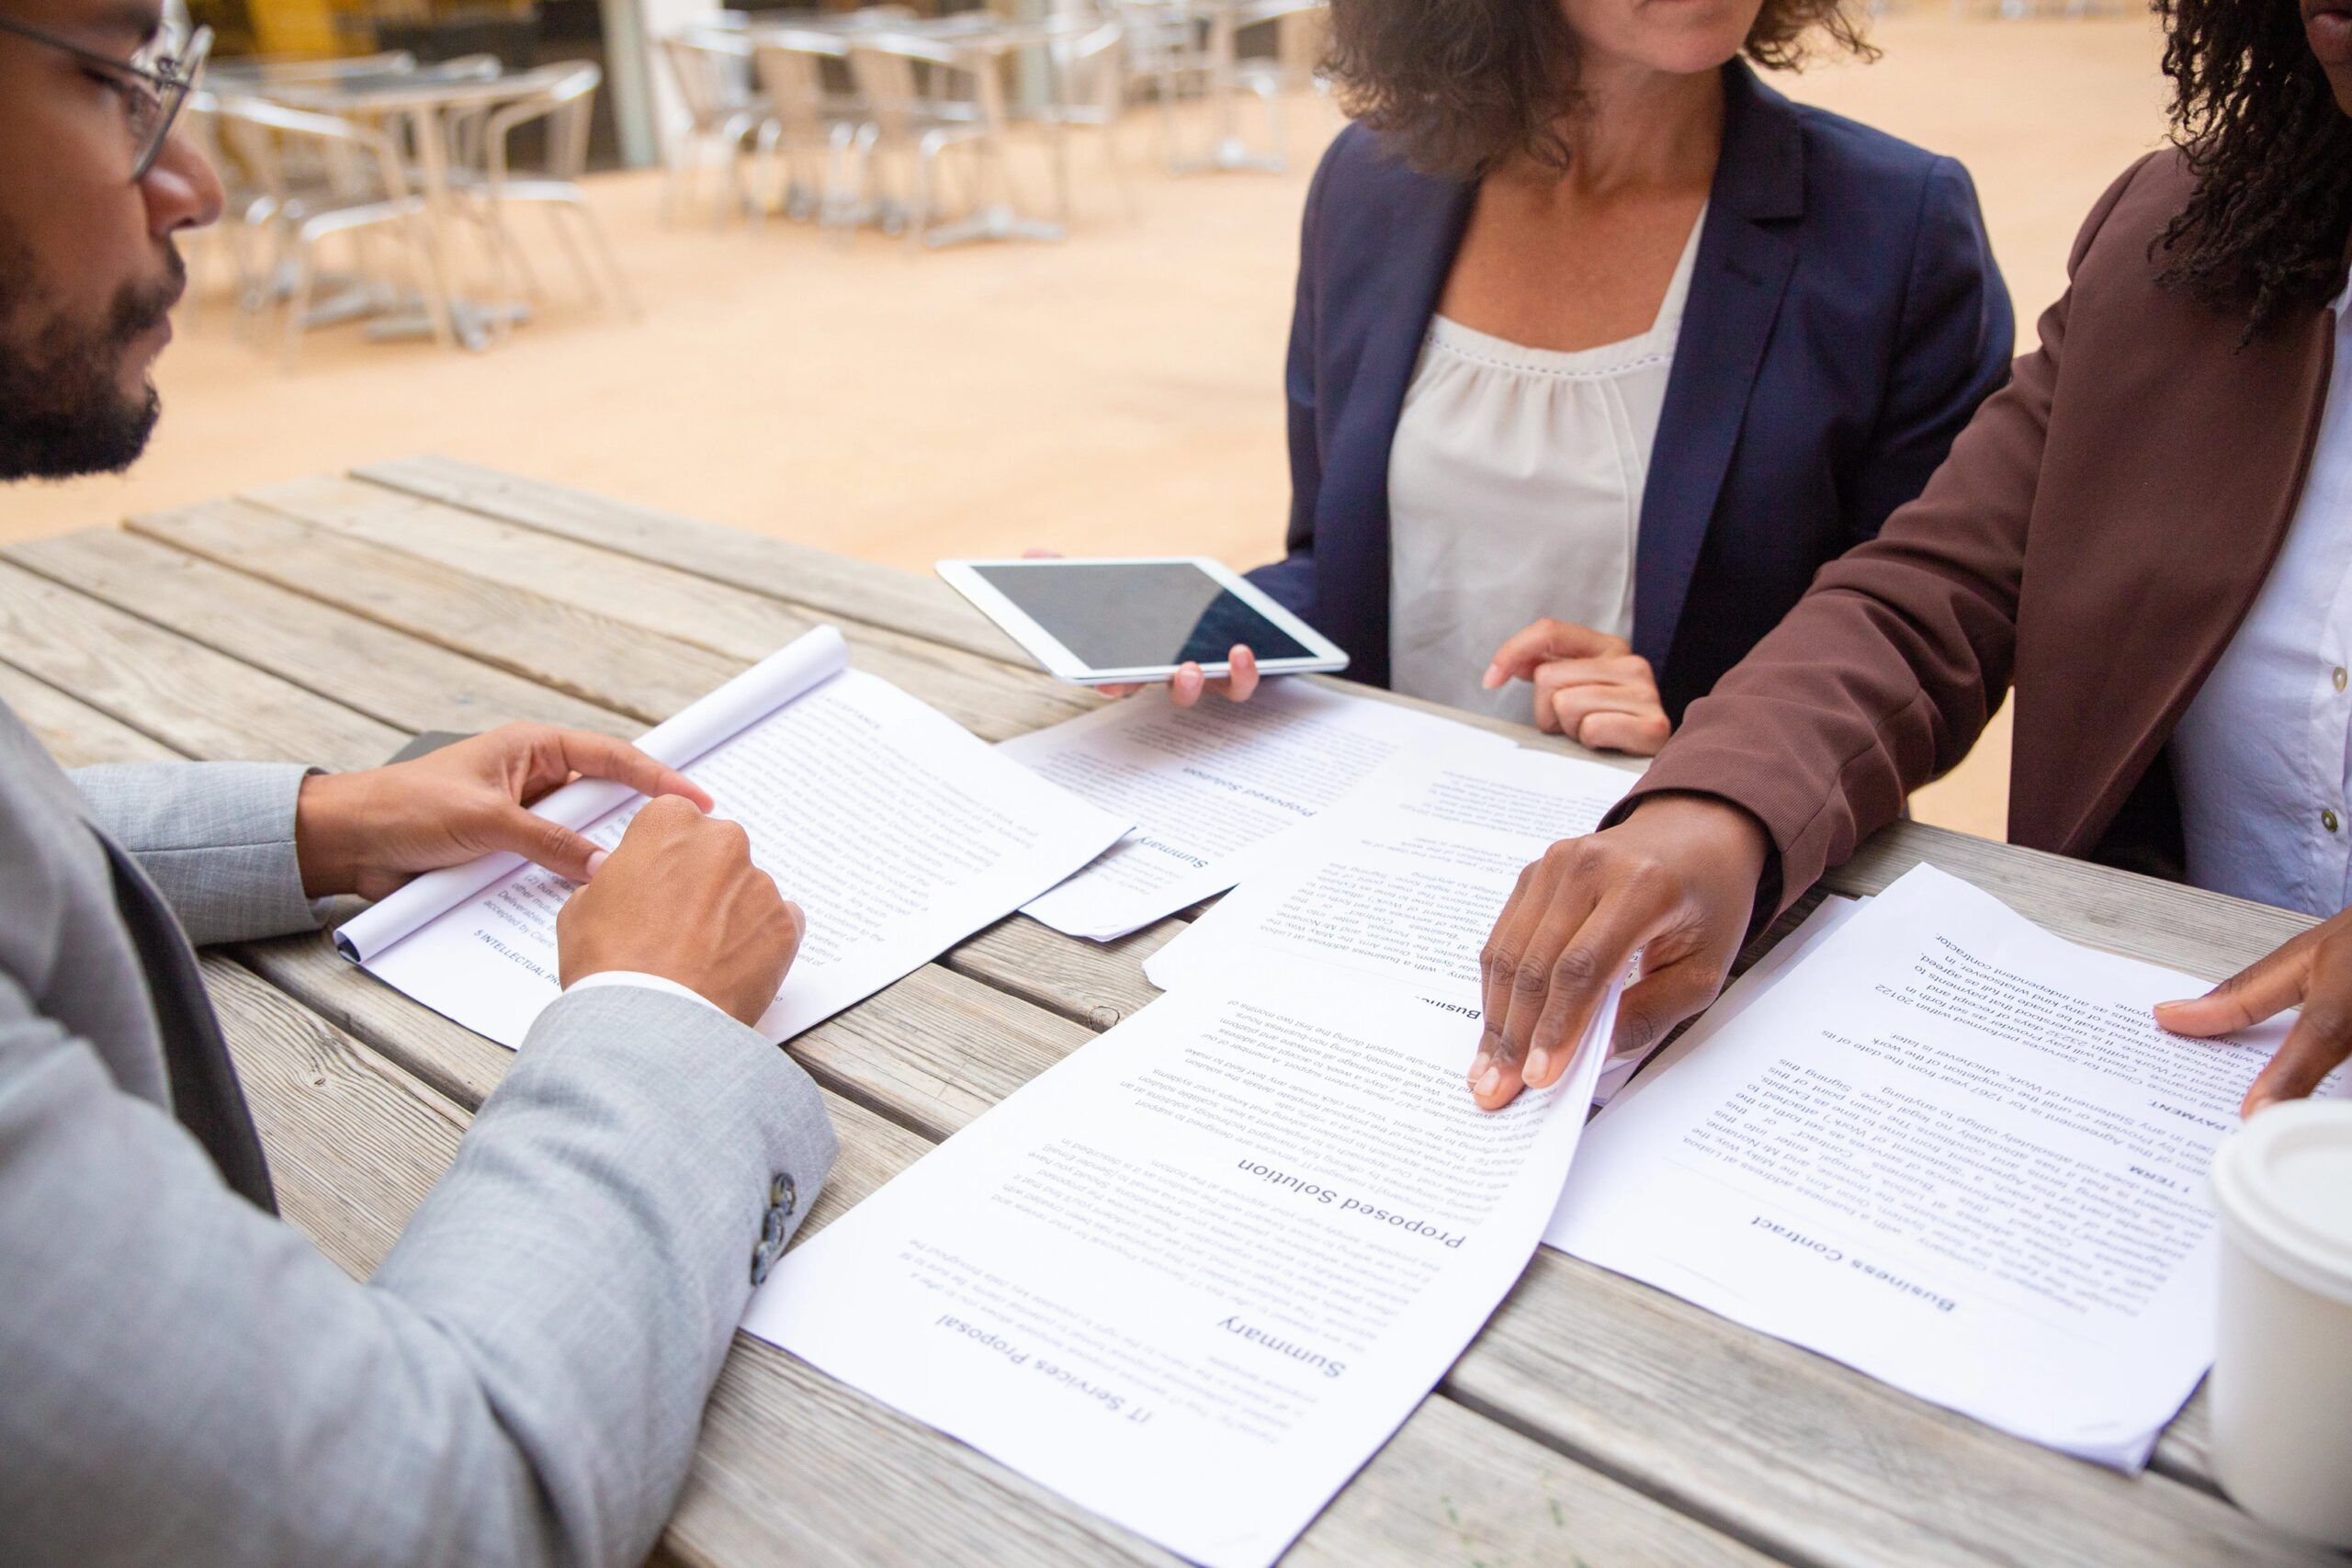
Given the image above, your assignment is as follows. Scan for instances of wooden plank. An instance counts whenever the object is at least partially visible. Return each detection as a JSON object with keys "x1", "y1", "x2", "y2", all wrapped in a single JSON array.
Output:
[
  {"x1": 0, "y1": 558, "x2": 401, "y2": 771},
  {"x1": 943, "y1": 914, "x2": 1181, "y2": 1032},
  {"x1": 1449, "y1": 1250, "x2": 2311, "y2": 1568},
  {"x1": 202, "y1": 954, "x2": 466, "y2": 1275},
  {"x1": 355, "y1": 454, "x2": 1035, "y2": 667},
  {"x1": 128, "y1": 499, "x2": 735, "y2": 726},
  {"x1": 239, "y1": 474, "x2": 1096, "y2": 744},
  {"x1": 6, "y1": 528, "x2": 634, "y2": 741},
  {"x1": 217, "y1": 936, "x2": 1776, "y2": 1568},
  {"x1": 1829, "y1": 822, "x2": 2312, "y2": 983},
  {"x1": 246, "y1": 923, "x2": 1094, "y2": 1149},
  {"x1": 237, "y1": 934, "x2": 523, "y2": 1112},
  {"x1": 0, "y1": 662, "x2": 179, "y2": 765},
  {"x1": 1287, "y1": 1393, "x2": 1771, "y2": 1568}
]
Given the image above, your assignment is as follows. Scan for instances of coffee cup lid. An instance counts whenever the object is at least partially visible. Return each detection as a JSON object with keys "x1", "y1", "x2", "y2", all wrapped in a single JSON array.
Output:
[{"x1": 2211, "y1": 1100, "x2": 2352, "y2": 1305}]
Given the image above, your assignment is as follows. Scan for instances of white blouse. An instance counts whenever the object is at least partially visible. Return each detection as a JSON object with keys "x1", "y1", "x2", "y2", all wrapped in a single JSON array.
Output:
[
  {"x1": 1386, "y1": 209, "x2": 1705, "y2": 722},
  {"x1": 2168, "y1": 271, "x2": 2352, "y2": 918}
]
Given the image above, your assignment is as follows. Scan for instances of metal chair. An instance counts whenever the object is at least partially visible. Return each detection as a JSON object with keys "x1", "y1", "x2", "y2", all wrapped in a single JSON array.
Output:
[
  {"x1": 655, "y1": 28, "x2": 774, "y2": 225},
  {"x1": 1038, "y1": 15, "x2": 1133, "y2": 216},
  {"x1": 212, "y1": 94, "x2": 452, "y2": 366},
  {"x1": 839, "y1": 31, "x2": 991, "y2": 248},
  {"x1": 469, "y1": 62, "x2": 637, "y2": 327},
  {"x1": 1111, "y1": 0, "x2": 1206, "y2": 164},
  {"x1": 749, "y1": 28, "x2": 864, "y2": 223}
]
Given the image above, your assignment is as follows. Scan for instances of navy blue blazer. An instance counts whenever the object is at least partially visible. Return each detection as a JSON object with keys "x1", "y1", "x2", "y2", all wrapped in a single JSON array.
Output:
[{"x1": 1250, "y1": 62, "x2": 2015, "y2": 721}]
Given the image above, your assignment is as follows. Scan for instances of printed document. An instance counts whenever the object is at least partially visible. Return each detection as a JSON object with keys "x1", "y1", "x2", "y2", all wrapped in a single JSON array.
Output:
[
  {"x1": 1145, "y1": 748, "x2": 1635, "y2": 1006},
  {"x1": 1550, "y1": 864, "x2": 2346, "y2": 1467},
  {"x1": 336, "y1": 627, "x2": 1130, "y2": 1048},
  {"x1": 1002, "y1": 683, "x2": 1511, "y2": 942},
  {"x1": 743, "y1": 973, "x2": 1620, "y2": 1568}
]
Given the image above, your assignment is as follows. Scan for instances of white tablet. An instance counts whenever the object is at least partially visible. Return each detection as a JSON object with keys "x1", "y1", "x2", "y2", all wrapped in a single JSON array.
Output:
[{"x1": 936, "y1": 557, "x2": 1349, "y2": 686}]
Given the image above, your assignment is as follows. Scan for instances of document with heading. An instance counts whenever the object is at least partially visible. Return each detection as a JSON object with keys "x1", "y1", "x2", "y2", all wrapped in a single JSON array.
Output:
[
  {"x1": 1145, "y1": 748, "x2": 1636, "y2": 1007},
  {"x1": 1001, "y1": 683, "x2": 1512, "y2": 942},
  {"x1": 336, "y1": 627, "x2": 1130, "y2": 1048},
  {"x1": 743, "y1": 972, "x2": 1619, "y2": 1568},
  {"x1": 1550, "y1": 864, "x2": 2348, "y2": 1467}
]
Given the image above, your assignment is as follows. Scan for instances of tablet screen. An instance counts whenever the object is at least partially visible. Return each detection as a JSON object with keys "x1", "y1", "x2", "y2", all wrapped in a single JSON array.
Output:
[{"x1": 968, "y1": 561, "x2": 1315, "y2": 669}]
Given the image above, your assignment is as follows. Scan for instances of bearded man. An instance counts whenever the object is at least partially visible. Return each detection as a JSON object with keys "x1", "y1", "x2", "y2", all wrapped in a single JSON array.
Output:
[{"x1": 0, "y1": 7, "x2": 836, "y2": 1562}]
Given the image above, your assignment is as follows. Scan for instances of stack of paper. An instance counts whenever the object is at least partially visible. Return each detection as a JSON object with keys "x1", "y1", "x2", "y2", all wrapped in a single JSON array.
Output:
[
  {"x1": 1550, "y1": 866, "x2": 2348, "y2": 1468},
  {"x1": 336, "y1": 627, "x2": 1130, "y2": 1048},
  {"x1": 742, "y1": 971, "x2": 1618, "y2": 1568},
  {"x1": 1142, "y1": 747, "x2": 1637, "y2": 1006},
  {"x1": 740, "y1": 725, "x2": 1645, "y2": 1565},
  {"x1": 999, "y1": 684, "x2": 1514, "y2": 941}
]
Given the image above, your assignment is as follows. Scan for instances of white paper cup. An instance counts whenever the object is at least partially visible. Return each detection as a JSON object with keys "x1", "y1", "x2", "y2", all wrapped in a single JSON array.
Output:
[{"x1": 2209, "y1": 1099, "x2": 2352, "y2": 1547}]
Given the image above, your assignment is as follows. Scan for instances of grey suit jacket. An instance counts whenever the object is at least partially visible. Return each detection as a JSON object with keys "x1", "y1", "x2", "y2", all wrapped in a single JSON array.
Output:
[{"x1": 0, "y1": 702, "x2": 839, "y2": 1567}]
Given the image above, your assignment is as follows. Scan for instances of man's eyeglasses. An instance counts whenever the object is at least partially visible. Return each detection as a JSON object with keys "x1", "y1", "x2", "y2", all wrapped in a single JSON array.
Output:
[{"x1": 0, "y1": 14, "x2": 211, "y2": 180}]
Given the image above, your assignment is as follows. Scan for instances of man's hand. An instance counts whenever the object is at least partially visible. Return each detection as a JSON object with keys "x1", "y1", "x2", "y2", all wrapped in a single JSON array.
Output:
[
  {"x1": 2155, "y1": 909, "x2": 2352, "y2": 1116},
  {"x1": 295, "y1": 723, "x2": 712, "y2": 900},
  {"x1": 1484, "y1": 620, "x2": 1671, "y2": 755},
  {"x1": 558, "y1": 796, "x2": 805, "y2": 1026},
  {"x1": 1470, "y1": 795, "x2": 1770, "y2": 1111}
]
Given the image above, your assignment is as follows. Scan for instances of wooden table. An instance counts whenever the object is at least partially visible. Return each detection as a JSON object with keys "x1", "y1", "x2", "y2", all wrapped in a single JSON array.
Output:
[{"x1": 2, "y1": 457, "x2": 2334, "y2": 1568}]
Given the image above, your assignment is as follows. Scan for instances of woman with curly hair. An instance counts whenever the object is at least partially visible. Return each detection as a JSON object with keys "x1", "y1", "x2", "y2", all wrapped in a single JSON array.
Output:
[
  {"x1": 1171, "y1": 0, "x2": 2014, "y2": 751},
  {"x1": 1468, "y1": 0, "x2": 2352, "y2": 1118}
]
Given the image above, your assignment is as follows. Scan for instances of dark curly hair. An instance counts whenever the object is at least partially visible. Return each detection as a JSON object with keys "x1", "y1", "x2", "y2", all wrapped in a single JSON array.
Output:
[
  {"x1": 2154, "y1": 0, "x2": 2352, "y2": 332},
  {"x1": 1323, "y1": 0, "x2": 1874, "y2": 180}
]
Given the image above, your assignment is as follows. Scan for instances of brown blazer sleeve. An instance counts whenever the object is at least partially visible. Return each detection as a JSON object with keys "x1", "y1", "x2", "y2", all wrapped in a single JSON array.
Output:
[{"x1": 1616, "y1": 153, "x2": 2164, "y2": 917}]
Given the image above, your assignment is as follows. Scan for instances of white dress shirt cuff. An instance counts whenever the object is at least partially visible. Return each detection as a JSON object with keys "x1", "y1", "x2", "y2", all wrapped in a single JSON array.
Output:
[{"x1": 563, "y1": 970, "x2": 731, "y2": 1021}]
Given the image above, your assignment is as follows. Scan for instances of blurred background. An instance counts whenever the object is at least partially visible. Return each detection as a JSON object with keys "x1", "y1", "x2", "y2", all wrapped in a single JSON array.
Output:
[{"x1": 0, "y1": 1, "x2": 2177, "y2": 836}]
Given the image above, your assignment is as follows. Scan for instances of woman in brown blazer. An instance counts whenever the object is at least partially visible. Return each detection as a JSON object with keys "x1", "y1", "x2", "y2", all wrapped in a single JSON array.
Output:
[{"x1": 1464, "y1": 0, "x2": 2352, "y2": 1116}]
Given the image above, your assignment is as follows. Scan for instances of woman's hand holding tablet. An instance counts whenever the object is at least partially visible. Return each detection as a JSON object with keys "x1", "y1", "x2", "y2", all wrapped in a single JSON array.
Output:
[{"x1": 936, "y1": 557, "x2": 1346, "y2": 694}]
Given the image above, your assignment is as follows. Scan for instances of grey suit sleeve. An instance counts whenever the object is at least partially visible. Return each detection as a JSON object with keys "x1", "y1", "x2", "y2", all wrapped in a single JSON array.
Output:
[
  {"x1": 69, "y1": 762, "x2": 321, "y2": 945},
  {"x1": 0, "y1": 979, "x2": 837, "y2": 1568}
]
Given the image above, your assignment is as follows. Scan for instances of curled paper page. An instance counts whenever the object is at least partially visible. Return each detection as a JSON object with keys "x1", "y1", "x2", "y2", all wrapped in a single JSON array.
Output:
[{"x1": 334, "y1": 625, "x2": 851, "y2": 964}]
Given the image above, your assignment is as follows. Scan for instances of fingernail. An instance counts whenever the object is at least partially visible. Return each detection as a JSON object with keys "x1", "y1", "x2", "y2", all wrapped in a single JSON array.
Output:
[
  {"x1": 1481, "y1": 664, "x2": 1504, "y2": 689},
  {"x1": 1524, "y1": 1046, "x2": 1552, "y2": 1084},
  {"x1": 584, "y1": 850, "x2": 608, "y2": 879},
  {"x1": 2244, "y1": 1094, "x2": 2277, "y2": 1119},
  {"x1": 1475, "y1": 1064, "x2": 1501, "y2": 1098},
  {"x1": 1466, "y1": 1050, "x2": 1493, "y2": 1088}
]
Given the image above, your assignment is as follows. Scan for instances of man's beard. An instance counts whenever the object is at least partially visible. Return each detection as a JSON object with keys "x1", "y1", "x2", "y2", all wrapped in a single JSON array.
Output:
[{"x1": 0, "y1": 228, "x2": 183, "y2": 482}]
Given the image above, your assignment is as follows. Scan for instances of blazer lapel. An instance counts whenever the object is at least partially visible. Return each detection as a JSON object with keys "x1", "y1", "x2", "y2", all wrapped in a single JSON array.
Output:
[
  {"x1": 98, "y1": 830, "x2": 277, "y2": 1213},
  {"x1": 1312, "y1": 160, "x2": 1476, "y2": 687},
  {"x1": 1632, "y1": 62, "x2": 1804, "y2": 671}
]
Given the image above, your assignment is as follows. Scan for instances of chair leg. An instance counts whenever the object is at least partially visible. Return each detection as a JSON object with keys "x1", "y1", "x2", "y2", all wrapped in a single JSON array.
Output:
[
  {"x1": 908, "y1": 140, "x2": 935, "y2": 252},
  {"x1": 751, "y1": 120, "x2": 783, "y2": 227},
  {"x1": 820, "y1": 122, "x2": 856, "y2": 237},
  {"x1": 282, "y1": 232, "x2": 316, "y2": 370},
  {"x1": 570, "y1": 198, "x2": 639, "y2": 319},
  {"x1": 1101, "y1": 96, "x2": 1136, "y2": 219}
]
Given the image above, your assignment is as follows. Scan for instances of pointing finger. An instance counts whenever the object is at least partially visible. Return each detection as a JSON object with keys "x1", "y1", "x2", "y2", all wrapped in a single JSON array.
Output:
[
  {"x1": 2155, "y1": 933, "x2": 2318, "y2": 1038},
  {"x1": 554, "y1": 730, "x2": 713, "y2": 812},
  {"x1": 481, "y1": 806, "x2": 604, "y2": 883}
]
